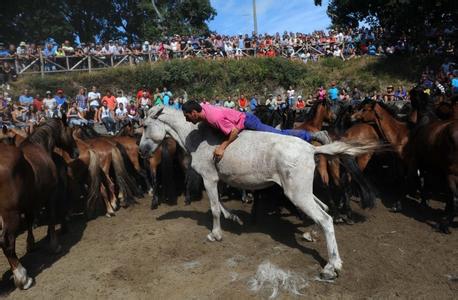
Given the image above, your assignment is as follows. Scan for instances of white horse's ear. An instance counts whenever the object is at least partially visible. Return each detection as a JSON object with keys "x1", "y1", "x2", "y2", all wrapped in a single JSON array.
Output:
[{"x1": 152, "y1": 107, "x2": 164, "y2": 119}]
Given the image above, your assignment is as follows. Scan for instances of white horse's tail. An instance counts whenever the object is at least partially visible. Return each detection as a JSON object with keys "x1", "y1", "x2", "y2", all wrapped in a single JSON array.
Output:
[{"x1": 313, "y1": 140, "x2": 381, "y2": 157}]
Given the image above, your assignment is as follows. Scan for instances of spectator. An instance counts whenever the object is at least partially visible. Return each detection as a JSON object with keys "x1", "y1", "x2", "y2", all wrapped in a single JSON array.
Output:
[
  {"x1": 54, "y1": 89, "x2": 68, "y2": 112},
  {"x1": 152, "y1": 88, "x2": 162, "y2": 105},
  {"x1": 115, "y1": 102, "x2": 129, "y2": 130},
  {"x1": 88, "y1": 86, "x2": 101, "y2": 108},
  {"x1": 238, "y1": 94, "x2": 248, "y2": 112},
  {"x1": 19, "y1": 89, "x2": 33, "y2": 106},
  {"x1": 175, "y1": 96, "x2": 184, "y2": 110},
  {"x1": 115, "y1": 90, "x2": 128, "y2": 109},
  {"x1": 383, "y1": 85, "x2": 395, "y2": 102},
  {"x1": 223, "y1": 96, "x2": 236, "y2": 109},
  {"x1": 328, "y1": 81, "x2": 339, "y2": 102},
  {"x1": 33, "y1": 93, "x2": 43, "y2": 112},
  {"x1": 76, "y1": 87, "x2": 88, "y2": 112},
  {"x1": 265, "y1": 94, "x2": 276, "y2": 110},
  {"x1": 43, "y1": 91, "x2": 57, "y2": 117},
  {"x1": 127, "y1": 100, "x2": 140, "y2": 123},
  {"x1": 136, "y1": 85, "x2": 151, "y2": 100},
  {"x1": 161, "y1": 87, "x2": 172, "y2": 106},
  {"x1": 139, "y1": 91, "x2": 152, "y2": 109},
  {"x1": 67, "y1": 101, "x2": 88, "y2": 126},
  {"x1": 316, "y1": 86, "x2": 327, "y2": 101},
  {"x1": 394, "y1": 86, "x2": 407, "y2": 100},
  {"x1": 295, "y1": 95, "x2": 305, "y2": 110},
  {"x1": 250, "y1": 94, "x2": 258, "y2": 111},
  {"x1": 97, "y1": 100, "x2": 116, "y2": 135},
  {"x1": 0, "y1": 43, "x2": 10, "y2": 57},
  {"x1": 102, "y1": 90, "x2": 116, "y2": 111}
]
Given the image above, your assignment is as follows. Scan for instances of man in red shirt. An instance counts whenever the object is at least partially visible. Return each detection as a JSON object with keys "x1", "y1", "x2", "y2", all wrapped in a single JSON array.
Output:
[
  {"x1": 33, "y1": 93, "x2": 43, "y2": 111},
  {"x1": 102, "y1": 90, "x2": 116, "y2": 111},
  {"x1": 238, "y1": 94, "x2": 248, "y2": 112}
]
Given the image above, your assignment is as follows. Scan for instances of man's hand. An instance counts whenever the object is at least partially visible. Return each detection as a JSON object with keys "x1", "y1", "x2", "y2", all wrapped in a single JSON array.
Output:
[{"x1": 213, "y1": 145, "x2": 225, "y2": 162}]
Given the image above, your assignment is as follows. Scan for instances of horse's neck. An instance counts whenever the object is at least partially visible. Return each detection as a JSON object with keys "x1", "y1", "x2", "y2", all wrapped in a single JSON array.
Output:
[
  {"x1": 375, "y1": 104, "x2": 408, "y2": 153},
  {"x1": 161, "y1": 111, "x2": 196, "y2": 152},
  {"x1": 306, "y1": 105, "x2": 325, "y2": 129}
]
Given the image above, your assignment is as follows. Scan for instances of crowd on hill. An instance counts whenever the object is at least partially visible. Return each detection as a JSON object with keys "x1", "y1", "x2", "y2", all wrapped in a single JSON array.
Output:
[
  {"x1": 0, "y1": 56, "x2": 456, "y2": 135},
  {"x1": 0, "y1": 21, "x2": 456, "y2": 81}
]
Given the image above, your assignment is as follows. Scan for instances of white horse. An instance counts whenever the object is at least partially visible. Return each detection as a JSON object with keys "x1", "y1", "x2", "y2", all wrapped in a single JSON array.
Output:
[{"x1": 139, "y1": 106, "x2": 378, "y2": 279}]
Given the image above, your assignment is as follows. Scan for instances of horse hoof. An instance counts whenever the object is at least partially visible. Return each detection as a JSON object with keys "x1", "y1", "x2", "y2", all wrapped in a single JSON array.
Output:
[
  {"x1": 320, "y1": 268, "x2": 337, "y2": 281},
  {"x1": 438, "y1": 224, "x2": 451, "y2": 234},
  {"x1": 206, "y1": 232, "x2": 222, "y2": 242},
  {"x1": 50, "y1": 243, "x2": 62, "y2": 254},
  {"x1": 151, "y1": 203, "x2": 158, "y2": 210},
  {"x1": 13, "y1": 265, "x2": 34, "y2": 290}
]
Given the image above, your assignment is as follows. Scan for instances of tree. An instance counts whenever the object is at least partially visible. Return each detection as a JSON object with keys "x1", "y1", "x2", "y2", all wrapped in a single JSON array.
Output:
[{"x1": 323, "y1": 0, "x2": 457, "y2": 38}]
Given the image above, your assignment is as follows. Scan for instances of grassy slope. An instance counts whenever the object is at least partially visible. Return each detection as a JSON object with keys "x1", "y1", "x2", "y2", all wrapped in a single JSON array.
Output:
[{"x1": 14, "y1": 55, "x2": 439, "y2": 100}]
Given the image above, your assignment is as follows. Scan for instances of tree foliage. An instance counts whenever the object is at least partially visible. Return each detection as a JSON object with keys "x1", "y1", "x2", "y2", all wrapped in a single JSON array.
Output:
[
  {"x1": 0, "y1": 0, "x2": 216, "y2": 44},
  {"x1": 323, "y1": 0, "x2": 457, "y2": 36}
]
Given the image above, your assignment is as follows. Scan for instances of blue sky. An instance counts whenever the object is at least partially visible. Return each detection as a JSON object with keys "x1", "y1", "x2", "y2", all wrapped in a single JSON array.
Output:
[{"x1": 208, "y1": 0, "x2": 331, "y2": 35}]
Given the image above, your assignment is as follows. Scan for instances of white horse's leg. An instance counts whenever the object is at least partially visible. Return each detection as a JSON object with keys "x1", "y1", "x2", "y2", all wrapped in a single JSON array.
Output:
[
  {"x1": 203, "y1": 179, "x2": 223, "y2": 241},
  {"x1": 283, "y1": 171, "x2": 342, "y2": 279}
]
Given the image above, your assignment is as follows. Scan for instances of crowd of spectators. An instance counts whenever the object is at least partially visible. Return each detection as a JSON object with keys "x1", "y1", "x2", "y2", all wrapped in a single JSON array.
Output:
[
  {"x1": 0, "y1": 19, "x2": 456, "y2": 82},
  {"x1": 1, "y1": 57, "x2": 456, "y2": 134}
]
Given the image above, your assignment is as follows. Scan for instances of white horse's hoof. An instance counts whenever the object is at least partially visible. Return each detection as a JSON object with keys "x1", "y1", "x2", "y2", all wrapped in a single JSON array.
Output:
[
  {"x1": 320, "y1": 263, "x2": 339, "y2": 280},
  {"x1": 206, "y1": 232, "x2": 222, "y2": 242},
  {"x1": 13, "y1": 265, "x2": 34, "y2": 290}
]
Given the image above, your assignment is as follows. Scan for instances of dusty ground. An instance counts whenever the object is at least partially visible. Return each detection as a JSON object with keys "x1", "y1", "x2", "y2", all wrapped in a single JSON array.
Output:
[{"x1": 0, "y1": 192, "x2": 457, "y2": 299}]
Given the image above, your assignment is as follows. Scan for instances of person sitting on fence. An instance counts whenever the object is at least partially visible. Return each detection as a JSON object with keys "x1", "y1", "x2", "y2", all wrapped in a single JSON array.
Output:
[
  {"x1": 43, "y1": 91, "x2": 57, "y2": 118},
  {"x1": 97, "y1": 100, "x2": 116, "y2": 135},
  {"x1": 67, "y1": 101, "x2": 88, "y2": 127}
]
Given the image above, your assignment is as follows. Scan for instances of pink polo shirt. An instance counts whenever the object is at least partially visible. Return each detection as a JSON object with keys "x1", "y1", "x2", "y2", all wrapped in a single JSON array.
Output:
[{"x1": 201, "y1": 104, "x2": 246, "y2": 135}]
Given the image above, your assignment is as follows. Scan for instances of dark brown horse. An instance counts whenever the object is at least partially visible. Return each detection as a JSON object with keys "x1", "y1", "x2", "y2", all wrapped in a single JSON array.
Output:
[
  {"x1": 405, "y1": 89, "x2": 458, "y2": 233},
  {"x1": 0, "y1": 117, "x2": 79, "y2": 289}
]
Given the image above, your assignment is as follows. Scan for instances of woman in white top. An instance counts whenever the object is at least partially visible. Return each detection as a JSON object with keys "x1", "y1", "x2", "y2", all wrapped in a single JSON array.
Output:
[
  {"x1": 97, "y1": 100, "x2": 116, "y2": 135},
  {"x1": 88, "y1": 86, "x2": 101, "y2": 108}
]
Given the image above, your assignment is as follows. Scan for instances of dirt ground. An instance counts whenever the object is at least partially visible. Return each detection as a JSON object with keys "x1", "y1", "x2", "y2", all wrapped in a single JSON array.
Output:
[{"x1": 0, "y1": 192, "x2": 457, "y2": 299}]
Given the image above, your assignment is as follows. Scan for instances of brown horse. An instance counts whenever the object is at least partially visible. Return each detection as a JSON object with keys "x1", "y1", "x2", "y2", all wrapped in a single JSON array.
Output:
[
  {"x1": 297, "y1": 100, "x2": 376, "y2": 221},
  {"x1": 405, "y1": 89, "x2": 458, "y2": 233},
  {"x1": 0, "y1": 117, "x2": 79, "y2": 289}
]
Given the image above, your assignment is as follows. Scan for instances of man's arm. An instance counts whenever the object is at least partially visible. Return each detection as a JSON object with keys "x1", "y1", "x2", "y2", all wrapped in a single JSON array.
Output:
[{"x1": 213, "y1": 127, "x2": 239, "y2": 161}]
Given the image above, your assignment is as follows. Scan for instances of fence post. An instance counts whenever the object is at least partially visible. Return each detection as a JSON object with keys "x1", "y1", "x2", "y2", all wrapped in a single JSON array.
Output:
[
  {"x1": 39, "y1": 51, "x2": 44, "y2": 78},
  {"x1": 88, "y1": 55, "x2": 92, "y2": 73},
  {"x1": 129, "y1": 55, "x2": 133, "y2": 67}
]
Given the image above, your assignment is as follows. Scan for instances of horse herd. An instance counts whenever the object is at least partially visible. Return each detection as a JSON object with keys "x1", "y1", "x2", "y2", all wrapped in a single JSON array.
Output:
[{"x1": 0, "y1": 88, "x2": 456, "y2": 290}]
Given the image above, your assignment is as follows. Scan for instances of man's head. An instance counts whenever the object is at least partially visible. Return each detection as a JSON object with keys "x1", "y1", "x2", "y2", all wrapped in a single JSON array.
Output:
[{"x1": 182, "y1": 100, "x2": 203, "y2": 124}]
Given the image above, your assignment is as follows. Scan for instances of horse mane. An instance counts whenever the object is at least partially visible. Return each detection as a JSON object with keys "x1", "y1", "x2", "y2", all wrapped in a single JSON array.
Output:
[
  {"x1": 22, "y1": 118, "x2": 62, "y2": 151},
  {"x1": 304, "y1": 100, "x2": 327, "y2": 121},
  {"x1": 333, "y1": 104, "x2": 353, "y2": 134},
  {"x1": 361, "y1": 99, "x2": 405, "y2": 122}
]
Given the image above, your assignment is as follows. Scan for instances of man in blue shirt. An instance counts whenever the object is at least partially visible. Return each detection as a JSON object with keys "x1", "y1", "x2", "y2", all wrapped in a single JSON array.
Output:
[
  {"x1": 328, "y1": 81, "x2": 339, "y2": 102},
  {"x1": 161, "y1": 87, "x2": 172, "y2": 106},
  {"x1": 0, "y1": 43, "x2": 10, "y2": 57},
  {"x1": 250, "y1": 94, "x2": 258, "y2": 111},
  {"x1": 54, "y1": 89, "x2": 67, "y2": 114},
  {"x1": 19, "y1": 89, "x2": 33, "y2": 106},
  {"x1": 368, "y1": 42, "x2": 377, "y2": 56}
]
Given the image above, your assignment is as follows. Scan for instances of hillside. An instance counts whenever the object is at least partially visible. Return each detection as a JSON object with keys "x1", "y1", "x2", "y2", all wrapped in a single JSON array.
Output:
[{"x1": 13, "y1": 55, "x2": 440, "y2": 100}]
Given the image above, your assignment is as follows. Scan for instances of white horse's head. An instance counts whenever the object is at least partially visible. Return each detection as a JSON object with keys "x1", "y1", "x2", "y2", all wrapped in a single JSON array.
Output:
[{"x1": 139, "y1": 106, "x2": 166, "y2": 158}]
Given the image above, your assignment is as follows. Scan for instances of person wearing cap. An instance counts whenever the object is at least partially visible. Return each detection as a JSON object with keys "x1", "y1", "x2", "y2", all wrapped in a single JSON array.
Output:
[
  {"x1": 54, "y1": 89, "x2": 68, "y2": 113},
  {"x1": 97, "y1": 100, "x2": 116, "y2": 135},
  {"x1": 182, "y1": 100, "x2": 332, "y2": 161},
  {"x1": 295, "y1": 95, "x2": 305, "y2": 110},
  {"x1": 43, "y1": 91, "x2": 57, "y2": 118}
]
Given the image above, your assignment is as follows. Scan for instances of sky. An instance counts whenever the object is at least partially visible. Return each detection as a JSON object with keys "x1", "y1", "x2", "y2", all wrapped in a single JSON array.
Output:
[{"x1": 208, "y1": 0, "x2": 331, "y2": 35}]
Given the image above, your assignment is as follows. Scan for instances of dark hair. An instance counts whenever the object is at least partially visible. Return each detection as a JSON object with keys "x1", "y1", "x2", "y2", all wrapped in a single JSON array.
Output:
[{"x1": 182, "y1": 100, "x2": 202, "y2": 113}]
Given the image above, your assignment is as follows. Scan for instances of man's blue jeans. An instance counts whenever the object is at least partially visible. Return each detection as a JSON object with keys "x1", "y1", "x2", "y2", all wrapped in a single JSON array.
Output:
[{"x1": 243, "y1": 113, "x2": 312, "y2": 142}]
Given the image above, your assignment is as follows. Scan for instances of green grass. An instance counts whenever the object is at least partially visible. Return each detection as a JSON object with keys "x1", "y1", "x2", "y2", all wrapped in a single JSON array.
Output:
[{"x1": 13, "y1": 55, "x2": 436, "y2": 100}]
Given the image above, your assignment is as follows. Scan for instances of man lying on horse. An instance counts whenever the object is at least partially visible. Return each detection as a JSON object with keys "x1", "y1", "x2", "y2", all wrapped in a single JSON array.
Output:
[{"x1": 181, "y1": 100, "x2": 332, "y2": 161}]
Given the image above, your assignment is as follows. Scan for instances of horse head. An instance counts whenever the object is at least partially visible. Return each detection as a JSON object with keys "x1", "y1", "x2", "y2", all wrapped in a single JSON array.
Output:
[
  {"x1": 351, "y1": 100, "x2": 376, "y2": 122},
  {"x1": 139, "y1": 106, "x2": 166, "y2": 158}
]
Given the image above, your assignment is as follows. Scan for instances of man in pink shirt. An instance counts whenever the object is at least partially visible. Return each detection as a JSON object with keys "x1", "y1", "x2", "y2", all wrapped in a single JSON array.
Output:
[{"x1": 182, "y1": 100, "x2": 330, "y2": 161}]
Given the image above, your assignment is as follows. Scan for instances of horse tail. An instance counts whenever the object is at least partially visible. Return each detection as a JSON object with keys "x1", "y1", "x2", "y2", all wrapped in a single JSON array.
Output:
[
  {"x1": 313, "y1": 141, "x2": 382, "y2": 157},
  {"x1": 111, "y1": 147, "x2": 137, "y2": 206},
  {"x1": 86, "y1": 149, "x2": 101, "y2": 215},
  {"x1": 161, "y1": 141, "x2": 176, "y2": 203},
  {"x1": 115, "y1": 142, "x2": 145, "y2": 195},
  {"x1": 339, "y1": 156, "x2": 376, "y2": 209}
]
